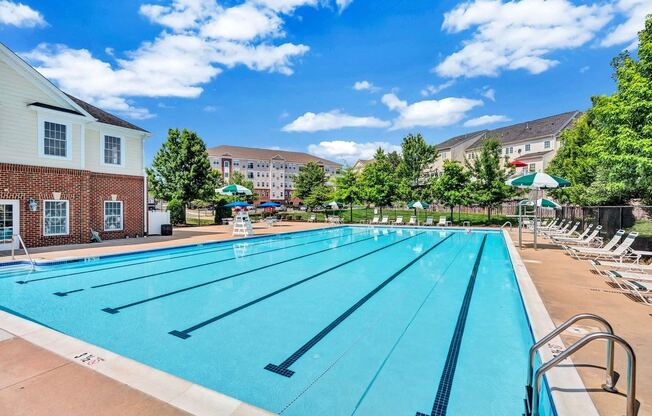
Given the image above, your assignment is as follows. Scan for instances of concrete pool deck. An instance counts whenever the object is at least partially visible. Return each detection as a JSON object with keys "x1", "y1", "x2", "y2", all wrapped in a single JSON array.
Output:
[{"x1": 0, "y1": 223, "x2": 648, "y2": 415}]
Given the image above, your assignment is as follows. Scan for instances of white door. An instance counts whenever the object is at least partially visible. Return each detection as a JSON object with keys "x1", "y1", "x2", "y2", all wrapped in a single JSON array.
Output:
[{"x1": 0, "y1": 200, "x2": 19, "y2": 250}]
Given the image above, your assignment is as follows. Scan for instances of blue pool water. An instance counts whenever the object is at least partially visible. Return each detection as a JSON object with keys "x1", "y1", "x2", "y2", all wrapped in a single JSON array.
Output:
[{"x1": 0, "y1": 227, "x2": 552, "y2": 415}]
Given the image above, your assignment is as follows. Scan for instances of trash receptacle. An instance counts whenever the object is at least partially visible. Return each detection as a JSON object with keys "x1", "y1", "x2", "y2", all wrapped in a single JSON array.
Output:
[{"x1": 161, "y1": 224, "x2": 173, "y2": 236}]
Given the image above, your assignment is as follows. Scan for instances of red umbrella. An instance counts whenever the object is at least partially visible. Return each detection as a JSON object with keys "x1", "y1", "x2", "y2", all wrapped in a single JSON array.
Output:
[{"x1": 510, "y1": 160, "x2": 528, "y2": 167}]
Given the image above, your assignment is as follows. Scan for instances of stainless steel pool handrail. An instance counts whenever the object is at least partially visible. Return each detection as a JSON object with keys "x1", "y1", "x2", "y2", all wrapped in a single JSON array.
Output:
[
  {"x1": 11, "y1": 234, "x2": 35, "y2": 271},
  {"x1": 526, "y1": 313, "x2": 616, "y2": 393},
  {"x1": 529, "y1": 332, "x2": 636, "y2": 416},
  {"x1": 501, "y1": 221, "x2": 512, "y2": 229}
]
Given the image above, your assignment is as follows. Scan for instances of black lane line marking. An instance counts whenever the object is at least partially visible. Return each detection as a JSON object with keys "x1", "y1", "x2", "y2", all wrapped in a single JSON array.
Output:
[
  {"x1": 415, "y1": 234, "x2": 487, "y2": 416},
  {"x1": 168, "y1": 232, "x2": 426, "y2": 339},
  {"x1": 101, "y1": 232, "x2": 388, "y2": 314},
  {"x1": 17, "y1": 228, "x2": 339, "y2": 285},
  {"x1": 54, "y1": 230, "x2": 367, "y2": 297},
  {"x1": 264, "y1": 233, "x2": 454, "y2": 378}
]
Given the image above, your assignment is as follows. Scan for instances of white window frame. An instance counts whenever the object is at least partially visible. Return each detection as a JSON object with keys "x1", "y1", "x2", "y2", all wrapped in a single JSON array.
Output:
[
  {"x1": 43, "y1": 200, "x2": 69, "y2": 236},
  {"x1": 100, "y1": 131, "x2": 125, "y2": 167},
  {"x1": 529, "y1": 163, "x2": 536, "y2": 172},
  {"x1": 38, "y1": 115, "x2": 72, "y2": 160},
  {"x1": 525, "y1": 144, "x2": 531, "y2": 151},
  {"x1": 103, "y1": 200, "x2": 124, "y2": 231},
  {"x1": 544, "y1": 140, "x2": 551, "y2": 149}
]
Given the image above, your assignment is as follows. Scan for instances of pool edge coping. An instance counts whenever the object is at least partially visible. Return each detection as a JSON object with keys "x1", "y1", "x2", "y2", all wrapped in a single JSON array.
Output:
[{"x1": 502, "y1": 229, "x2": 600, "y2": 416}]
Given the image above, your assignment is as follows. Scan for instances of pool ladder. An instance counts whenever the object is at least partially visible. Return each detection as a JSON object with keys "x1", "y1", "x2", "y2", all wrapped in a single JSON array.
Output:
[
  {"x1": 524, "y1": 313, "x2": 637, "y2": 416},
  {"x1": 11, "y1": 234, "x2": 35, "y2": 271}
]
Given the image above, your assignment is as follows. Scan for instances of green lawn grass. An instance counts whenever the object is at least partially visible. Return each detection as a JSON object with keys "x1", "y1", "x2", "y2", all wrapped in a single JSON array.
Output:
[{"x1": 629, "y1": 219, "x2": 652, "y2": 237}]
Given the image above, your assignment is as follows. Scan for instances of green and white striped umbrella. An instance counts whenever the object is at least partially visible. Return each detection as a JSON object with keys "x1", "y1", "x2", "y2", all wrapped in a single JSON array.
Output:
[
  {"x1": 408, "y1": 201, "x2": 429, "y2": 209},
  {"x1": 507, "y1": 172, "x2": 571, "y2": 189},
  {"x1": 217, "y1": 184, "x2": 252, "y2": 195},
  {"x1": 519, "y1": 198, "x2": 561, "y2": 209},
  {"x1": 325, "y1": 201, "x2": 342, "y2": 209}
]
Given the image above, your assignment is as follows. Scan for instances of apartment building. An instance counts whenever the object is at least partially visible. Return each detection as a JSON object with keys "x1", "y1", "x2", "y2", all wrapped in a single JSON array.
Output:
[
  {"x1": 0, "y1": 43, "x2": 150, "y2": 249},
  {"x1": 430, "y1": 111, "x2": 581, "y2": 176},
  {"x1": 207, "y1": 145, "x2": 341, "y2": 203}
]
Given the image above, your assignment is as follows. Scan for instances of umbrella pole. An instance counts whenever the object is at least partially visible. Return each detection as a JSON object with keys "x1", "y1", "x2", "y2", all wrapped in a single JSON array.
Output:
[
  {"x1": 518, "y1": 204, "x2": 522, "y2": 249},
  {"x1": 533, "y1": 188, "x2": 538, "y2": 250}
]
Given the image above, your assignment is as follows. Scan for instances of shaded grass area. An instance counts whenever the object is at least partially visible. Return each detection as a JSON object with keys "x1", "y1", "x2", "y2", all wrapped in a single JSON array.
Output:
[{"x1": 629, "y1": 219, "x2": 652, "y2": 237}]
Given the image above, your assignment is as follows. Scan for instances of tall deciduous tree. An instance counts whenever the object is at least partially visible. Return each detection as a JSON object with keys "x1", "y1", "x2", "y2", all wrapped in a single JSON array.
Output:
[
  {"x1": 334, "y1": 167, "x2": 361, "y2": 222},
  {"x1": 548, "y1": 15, "x2": 652, "y2": 205},
  {"x1": 466, "y1": 139, "x2": 514, "y2": 220},
  {"x1": 431, "y1": 160, "x2": 470, "y2": 222},
  {"x1": 398, "y1": 133, "x2": 438, "y2": 201},
  {"x1": 360, "y1": 148, "x2": 398, "y2": 216},
  {"x1": 146, "y1": 128, "x2": 218, "y2": 223},
  {"x1": 295, "y1": 161, "x2": 329, "y2": 209}
]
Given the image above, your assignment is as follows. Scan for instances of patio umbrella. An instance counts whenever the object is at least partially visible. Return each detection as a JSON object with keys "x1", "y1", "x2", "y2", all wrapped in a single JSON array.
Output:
[
  {"x1": 507, "y1": 172, "x2": 570, "y2": 249},
  {"x1": 325, "y1": 201, "x2": 342, "y2": 209},
  {"x1": 217, "y1": 184, "x2": 252, "y2": 196},
  {"x1": 258, "y1": 201, "x2": 281, "y2": 208},
  {"x1": 408, "y1": 201, "x2": 430, "y2": 220},
  {"x1": 518, "y1": 198, "x2": 561, "y2": 209},
  {"x1": 224, "y1": 201, "x2": 251, "y2": 208}
]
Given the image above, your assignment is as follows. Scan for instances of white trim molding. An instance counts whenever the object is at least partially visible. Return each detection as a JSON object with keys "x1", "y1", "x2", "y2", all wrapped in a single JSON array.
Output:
[
  {"x1": 36, "y1": 113, "x2": 73, "y2": 161},
  {"x1": 100, "y1": 129, "x2": 126, "y2": 168}
]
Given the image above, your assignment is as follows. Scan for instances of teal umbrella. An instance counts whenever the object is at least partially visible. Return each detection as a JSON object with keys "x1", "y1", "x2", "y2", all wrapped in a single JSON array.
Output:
[
  {"x1": 519, "y1": 198, "x2": 561, "y2": 209},
  {"x1": 408, "y1": 201, "x2": 429, "y2": 209},
  {"x1": 217, "y1": 184, "x2": 252, "y2": 195}
]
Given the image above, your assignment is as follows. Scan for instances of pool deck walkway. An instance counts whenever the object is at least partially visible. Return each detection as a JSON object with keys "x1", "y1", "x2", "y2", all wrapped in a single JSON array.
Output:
[{"x1": 0, "y1": 223, "x2": 650, "y2": 415}]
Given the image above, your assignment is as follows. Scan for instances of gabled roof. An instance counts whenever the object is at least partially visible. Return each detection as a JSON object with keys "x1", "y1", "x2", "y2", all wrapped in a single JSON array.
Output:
[
  {"x1": 0, "y1": 42, "x2": 148, "y2": 134},
  {"x1": 514, "y1": 150, "x2": 555, "y2": 160},
  {"x1": 66, "y1": 94, "x2": 149, "y2": 133},
  {"x1": 435, "y1": 130, "x2": 487, "y2": 150},
  {"x1": 466, "y1": 111, "x2": 580, "y2": 150},
  {"x1": 207, "y1": 145, "x2": 342, "y2": 166}
]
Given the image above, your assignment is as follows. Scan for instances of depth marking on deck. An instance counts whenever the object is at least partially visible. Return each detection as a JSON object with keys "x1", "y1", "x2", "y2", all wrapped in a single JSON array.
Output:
[
  {"x1": 415, "y1": 234, "x2": 487, "y2": 416},
  {"x1": 168, "y1": 232, "x2": 425, "y2": 339},
  {"x1": 100, "y1": 232, "x2": 388, "y2": 314},
  {"x1": 52, "y1": 230, "x2": 367, "y2": 296},
  {"x1": 17, "y1": 228, "x2": 340, "y2": 285},
  {"x1": 264, "y1": 233, "x2": 454, "y2": 378}
]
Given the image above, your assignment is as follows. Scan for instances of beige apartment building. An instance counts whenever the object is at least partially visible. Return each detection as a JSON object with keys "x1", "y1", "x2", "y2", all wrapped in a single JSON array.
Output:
[{"x1": 207, "y1": 145, "x2": 341, "y2": 204}]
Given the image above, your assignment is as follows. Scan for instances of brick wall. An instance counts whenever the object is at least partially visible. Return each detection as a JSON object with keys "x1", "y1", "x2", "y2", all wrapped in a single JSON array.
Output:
[{"x1": 0, "y1": 163, "x2": 144, "y2": 248}]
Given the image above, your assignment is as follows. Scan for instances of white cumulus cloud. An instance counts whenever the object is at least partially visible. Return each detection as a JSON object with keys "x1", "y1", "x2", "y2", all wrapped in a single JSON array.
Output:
[
  {"x1": 336, "y1": 0, "x2": 354, "y2": 13},
  {"x1": 282, "y1": 110, "x2": 390, "y2": 132},
  {"x1": 353, "y1": 80, "x2": 378, "y2": 92},
  {"x1": 0, "y1": 0, "x2": 45, "y2": 27},
  {"x1": 463, "y1": 114, "x2": 510, "y2": 127},
  {"x1": 381, "y1": 93, "x2": 483, "y2": 130},
  {"x1": 420, "y1": 80, "x2": 455, "y2": 96},
  {"x1": 308, "y1": 140, "x2": 400, "y2": 164},
  {"x1": 22, "y1": 0, "x2": 326, "y2": 120},
  {"x1": 601, "y1": 0, "x2": 652, "y2": 48},
  {"x1": 435, "y1": 0, "x2": 613, "y2": 78}
]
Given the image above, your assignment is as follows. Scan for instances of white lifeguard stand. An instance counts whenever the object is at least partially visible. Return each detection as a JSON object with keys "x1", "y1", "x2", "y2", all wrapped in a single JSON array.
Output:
[{"x1": 232, "y1": 209, "x2": 254, "y2": 237}]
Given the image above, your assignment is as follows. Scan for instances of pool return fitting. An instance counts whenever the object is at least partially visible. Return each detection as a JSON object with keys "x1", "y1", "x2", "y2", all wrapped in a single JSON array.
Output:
[{"x1": 524, "y1": 313, "x2": 637, "y2": 416}]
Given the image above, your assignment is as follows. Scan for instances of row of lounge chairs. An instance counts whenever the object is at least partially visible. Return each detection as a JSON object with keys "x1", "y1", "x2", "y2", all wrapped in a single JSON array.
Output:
[
  {"x1": 538, "y1": 218, "x2": 652, "y2": 306},
  {"x1": 367, "y1": 215, "x2": 452, "y2": 226}
]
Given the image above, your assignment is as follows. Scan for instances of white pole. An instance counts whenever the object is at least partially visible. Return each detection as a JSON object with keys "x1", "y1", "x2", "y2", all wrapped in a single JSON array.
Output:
[{"x1": 533, "y1": 188, "x2": 538, "y2": 250}]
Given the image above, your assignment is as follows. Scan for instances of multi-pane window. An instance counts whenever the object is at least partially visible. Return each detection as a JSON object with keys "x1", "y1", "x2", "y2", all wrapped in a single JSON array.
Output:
[
  {"x1": 43, "y1": 122, "x2": 67, "y2": 157},
  {"x1": 529, "y1": 163, "x2": 536, "y2": 172},
  {"x1": 0, "y1": 203, "x2": 14, "y2": 241},
  {"x1": 104, "y1": 135, "x2": 122, "y2": 165},
  {"x1": 104, "y1": 201, "x2": 123, "y2": 231},
  {"x1": 525, "y1": 144, "x2": 531, "y2": 151},
  {"x1": 544, "y1": 140, "x2": 551, "y2": 149},
  {"x1": 44, "y1": 200, "x2": 69, "y2": 236}
]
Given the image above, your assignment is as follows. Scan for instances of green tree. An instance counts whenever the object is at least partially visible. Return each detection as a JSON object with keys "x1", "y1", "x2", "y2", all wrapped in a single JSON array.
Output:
[
  {"x1": 398, "y1": 133, "x2": 438, "y2": 201},
  {"x1": 548, "y1": 15, "x2": 652, "y2": 204},
  {"x1": 360, "y1": 148, "x2": 398, "y2": 216},
  {"x1": 295, "y1": 161, "x2": 329, "y2": 209},
  {"x1": 466, "y1": 139, "x2": 514, "y2": 220},
  {"x1": 334, "y1": 167, "x2": 361, "y2": 222},
  {"x1": 146, "y1": 128, "x2": 218, "y2": 224},
  {"x1": 431, "y1": 160, "x2": 470, "y2": 222}
]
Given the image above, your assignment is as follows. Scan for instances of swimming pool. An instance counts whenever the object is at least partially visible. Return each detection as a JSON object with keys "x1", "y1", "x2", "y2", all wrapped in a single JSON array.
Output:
[{"x1": 0, "y1": 226, "x2": 554, "y2": 415}]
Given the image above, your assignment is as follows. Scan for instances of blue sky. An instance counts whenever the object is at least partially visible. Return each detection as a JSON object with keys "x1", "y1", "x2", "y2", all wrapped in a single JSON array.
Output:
[{"x1": 1, "y1": 0, "x2": 650, "y2": 165}]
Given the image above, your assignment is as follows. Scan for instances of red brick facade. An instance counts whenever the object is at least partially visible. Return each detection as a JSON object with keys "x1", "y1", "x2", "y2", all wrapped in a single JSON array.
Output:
[{"x1": 0, "y1": 163, "x2": 145, "y2": 248}]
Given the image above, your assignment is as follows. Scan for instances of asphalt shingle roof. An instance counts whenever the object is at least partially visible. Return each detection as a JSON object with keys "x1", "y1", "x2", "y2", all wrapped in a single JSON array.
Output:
[
  {"x1": 207, "y1": 145, "x2": 342, "y2": 166},
  {"x1": 435, "y1": 130, "x2": 487, "y2": 150},
  {"x1": 66, "y1": 94, "x2": 149, "y2": 133}
]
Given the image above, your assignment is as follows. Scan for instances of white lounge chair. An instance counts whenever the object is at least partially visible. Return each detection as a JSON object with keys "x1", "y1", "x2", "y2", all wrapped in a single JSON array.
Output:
[
  {"x1": 369, "y1": 215, "x2": 380, "y2": 224},
  {"x1": 605, "y1": 272, "x2": 652, "y2": 306},
  {"x1": 407, "y1": 216, "x2": 418, "y2": 226},
  {"x1": 380, "y1": 216, "x2": 389, "y2": 225},
  {"x1": 552, "y1": 223, "x2": 592, "y2": 242},
  {"x1": 437, "y1": 216, "x2": 447, "y2": 227},
  {"x1": 566, "y1": 230, "x2": 623, "y2": 254},
  {"x1": 590, "y1": 259, "x2": 652, "y2": 275},
  {"x1": 554, "y1": 225, "x2": 602, "y2": 247},
  {"x1": 540, "y1": 219, "x2": 568, "y2": 235},
  {"x1": 307, "y1": 214, "x2": 316, "y2": 223},
  {"x1": 544, "y1": 221, "x2": 579, "y2": 238},
  {"x1": 424, "y1": 216, "x2": 434, "y2": 226},
  {"x1": 394, "y1": 216, "x2": 404, "y2": 225},
  {"x1": 568, "y1": 231, "x2": 638, "y2": 261}
]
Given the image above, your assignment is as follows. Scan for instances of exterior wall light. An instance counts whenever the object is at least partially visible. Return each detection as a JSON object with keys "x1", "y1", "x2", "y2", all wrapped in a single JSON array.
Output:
[{"x1": 28, "y1": 198, "x2": 38, "y2": 212}]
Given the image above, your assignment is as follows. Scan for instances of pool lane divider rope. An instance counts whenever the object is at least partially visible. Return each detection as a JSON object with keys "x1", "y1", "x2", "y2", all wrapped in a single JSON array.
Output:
[
  {"x1": 168, "y1": 231, "x2": 426, "y2": 339},
  {"x1": 52, "y1": 229, "x2": 369, "y2": 297},
  {"x1": 99, "y1": 231, "x2": 393, "y2": 314},
  {"x1": 415, "y1": 234, "x2": 488, "y2": 416},
  {"x1": 264, "y1": 233, "x2": 454, "y2": 378},
  {"x1": 18, "y1": 227, "x2": 341, "y2": 285}
]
